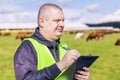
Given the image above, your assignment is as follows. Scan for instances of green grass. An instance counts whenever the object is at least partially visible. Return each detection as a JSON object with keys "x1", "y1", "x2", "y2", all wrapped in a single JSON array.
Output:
[
  {"x1": 0, "y1": 31, "x2": 120, "y2": 80},
  {"x1": 61, "y1": 32, "x2": 120, "y2": 80},
  {"x1": 0, "y1": 33, "x2": 21, "y2": 80}
]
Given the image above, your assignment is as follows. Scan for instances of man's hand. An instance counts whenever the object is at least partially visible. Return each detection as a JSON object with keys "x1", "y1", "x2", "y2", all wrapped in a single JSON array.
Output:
[
  {"x1": 75, "y1": 67, "x2": 90, "y2": 80},
  {"x1": 56, "y1": 49, "x2": 80, "y2": 71}
]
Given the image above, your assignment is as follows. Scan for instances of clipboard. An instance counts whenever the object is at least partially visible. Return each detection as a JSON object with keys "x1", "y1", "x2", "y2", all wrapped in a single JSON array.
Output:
[
  {"x1": 73, "y1": 56, "x2": 99, "y2": 80},
  {"x1": 75, "y1": 55, "x2": 99, "y2": 72}
]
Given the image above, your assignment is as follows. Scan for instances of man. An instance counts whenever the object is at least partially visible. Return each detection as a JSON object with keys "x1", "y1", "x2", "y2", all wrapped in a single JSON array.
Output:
[{"x1": 14, "y1": 3, "x2": 90, "y2": 80}]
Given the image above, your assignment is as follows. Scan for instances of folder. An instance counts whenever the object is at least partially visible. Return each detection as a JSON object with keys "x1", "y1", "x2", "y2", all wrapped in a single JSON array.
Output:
[
  {"x1": 73, "y1": 55, "x2": 99, "y2": 80},
  {"x1": 75, "y1": 56, "x2": 99, "y2": 71}
]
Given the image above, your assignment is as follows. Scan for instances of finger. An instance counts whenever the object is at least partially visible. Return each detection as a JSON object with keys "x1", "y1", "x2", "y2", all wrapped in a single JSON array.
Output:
[
  {"x1": 69, "y1": 50, "x2": 80, "y2": 56},
  {"x1": 75, "y1": 74, "x2": 88, "y2": 80},
  {"x1": 68, "y1": 50, "x2": 80, "y2": 59},
  {"x1": 83, "y1": 67, "x2": 89, "y2": 72},
  {"x1": 77, "y1": 70, "x2": 89, "y2": 76}
]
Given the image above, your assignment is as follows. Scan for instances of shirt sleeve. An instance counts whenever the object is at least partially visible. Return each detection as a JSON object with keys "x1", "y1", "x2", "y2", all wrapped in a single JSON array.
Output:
[{"x1": 14, "y1": 40, "x2": 61, "y2": 80}]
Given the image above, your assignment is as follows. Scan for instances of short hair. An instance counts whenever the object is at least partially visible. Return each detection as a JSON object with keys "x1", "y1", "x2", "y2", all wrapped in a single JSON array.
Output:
[{"x1": 37, "y1": 3, "x2": 63, "y2": 26}]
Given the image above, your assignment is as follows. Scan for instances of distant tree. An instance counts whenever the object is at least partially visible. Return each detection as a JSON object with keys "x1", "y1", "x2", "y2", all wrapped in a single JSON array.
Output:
[{"x1": 86, "y1": 21, "x2": 120, "y2": 28}]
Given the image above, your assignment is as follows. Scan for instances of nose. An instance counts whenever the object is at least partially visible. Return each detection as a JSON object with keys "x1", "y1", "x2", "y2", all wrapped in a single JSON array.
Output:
[{"x1": 59, "y1": 20, "x2": 64, "y2": 27}]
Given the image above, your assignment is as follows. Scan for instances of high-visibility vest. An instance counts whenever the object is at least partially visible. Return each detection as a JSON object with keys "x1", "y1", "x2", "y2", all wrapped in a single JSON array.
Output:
[{"x1": 25, "y1": 38, "x2": 75, "y2": 80}]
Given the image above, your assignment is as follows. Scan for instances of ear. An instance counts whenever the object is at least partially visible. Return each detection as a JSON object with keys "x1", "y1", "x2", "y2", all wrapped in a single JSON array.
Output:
[
  {"x1": 40, "y1": 17, "x2": 44, "y2": 23},
  {"x1": 39, "y1": 17, "x2": 45, "y2": 28}
]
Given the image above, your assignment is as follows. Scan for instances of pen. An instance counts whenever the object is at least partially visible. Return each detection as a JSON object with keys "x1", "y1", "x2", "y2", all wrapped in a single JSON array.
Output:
[{"x1": 62, "y1": 46, "x2": 70, "y2": 51}]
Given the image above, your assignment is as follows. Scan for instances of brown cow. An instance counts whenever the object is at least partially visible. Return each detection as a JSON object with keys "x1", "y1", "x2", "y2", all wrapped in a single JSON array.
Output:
[
  {"x1": 26, "y1": 31, "x2": 33, "y2": 35},
  {"x1": 0, "y1": 32, "x2": 2, "y2": 36},
  {"x1": 16, "y1": 31, "x2": 31, "y2": 41},
  {"x1": 86, "y1": 32, "x2": 104, "y2": 41},
  {"x1": 3, "y1": 31, "x2": 11, "y2": 36},
  {"x1": 16, "y1": 33, "x2": 26, "y2": 40},
  {"x1": 115, "y1": 39, "x2": 120, "y2": 45}
]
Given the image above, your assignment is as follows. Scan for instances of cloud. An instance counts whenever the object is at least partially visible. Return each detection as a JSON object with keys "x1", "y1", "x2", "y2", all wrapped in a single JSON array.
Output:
[
  {"x1": 0, "y1": 11, "x2": 37, "y2": 23},
  {"x1": 97, "y1": 9, "x2": 120, "y2": 23},
  {"x1": 86, "y1": 3, "x2": 99, "y2": 12},
  {"x1": 57, "y1": 0, "x2": 72, "y2": 4},
  {"x1": 0, "y1": 1, "x2": 23, "y2": 14},
  {"x1": 1, "y1": 0, "x2": 120, "y2": 24},
  {"x1": 63, "y1": 8, "x2": 84, "y2": 22},
  {"x1": 0, "y1": 6, "x2": 20, "y2": 14},
  {"x1": 0, "y1": 0, "x2": 38, "y2": 23}
]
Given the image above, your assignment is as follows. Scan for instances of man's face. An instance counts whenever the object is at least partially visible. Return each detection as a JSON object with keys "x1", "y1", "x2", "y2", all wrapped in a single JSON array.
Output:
[{"x1": 44, "y1": 8, "x2": 65, "y2": 41}]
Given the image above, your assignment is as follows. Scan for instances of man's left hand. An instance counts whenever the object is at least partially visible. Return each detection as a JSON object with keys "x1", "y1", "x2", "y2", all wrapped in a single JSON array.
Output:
[{"x1": 74, "y1": 67, "x2": 90, "y2": 80}]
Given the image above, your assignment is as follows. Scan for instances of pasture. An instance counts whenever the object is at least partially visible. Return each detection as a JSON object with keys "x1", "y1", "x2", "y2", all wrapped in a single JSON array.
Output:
[{"x1": 0, "y1": 30, "x2": 120, "y2": 80}]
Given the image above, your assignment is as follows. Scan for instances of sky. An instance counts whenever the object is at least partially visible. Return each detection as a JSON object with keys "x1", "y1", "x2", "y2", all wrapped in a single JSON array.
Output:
[{"x1": 1, "y1": 0, "x2": 120, "y2": 24}]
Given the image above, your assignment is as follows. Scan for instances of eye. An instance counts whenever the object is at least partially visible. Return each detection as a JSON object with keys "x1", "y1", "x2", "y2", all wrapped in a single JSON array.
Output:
[
  {"x1": 53, "y1": 19, "x2": 64, "y2": 23},
  {"x1": 54, "y1": 19, "x2": 61, "y2": 22}
]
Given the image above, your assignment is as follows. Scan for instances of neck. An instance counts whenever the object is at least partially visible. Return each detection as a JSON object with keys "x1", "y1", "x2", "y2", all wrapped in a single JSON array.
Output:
[{"x1": 39, "y1": 29, "x2": 54, "y2": 41}]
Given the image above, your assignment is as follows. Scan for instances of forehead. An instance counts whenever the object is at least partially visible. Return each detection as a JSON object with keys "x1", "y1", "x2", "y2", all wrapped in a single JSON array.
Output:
[{"x1": 49, "y1": 8, "x2": 64, "y2": 19}]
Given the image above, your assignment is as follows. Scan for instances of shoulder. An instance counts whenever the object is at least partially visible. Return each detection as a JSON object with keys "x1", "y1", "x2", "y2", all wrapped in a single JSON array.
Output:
[{"x1": 14, "y1": 40, "x2": 37, "y2": 63}]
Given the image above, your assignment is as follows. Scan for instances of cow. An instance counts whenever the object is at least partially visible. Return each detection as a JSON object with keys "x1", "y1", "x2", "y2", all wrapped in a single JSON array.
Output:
[
  {"x1": 16, "y1": 31, "x2": 31, "y2": 41},
  {"x1": 115, "y1": 39, "x2": 120, "y2": 45},
  {"x1": 86, "y1": 32, "x2": 105, "y2": 41},
  {"x1": 75, "y1": 32, "x2": 84, "y2": 40},
  {"x1": 0, "y1": 32, "x2": 2, "y2": 36},
  {"x1": 16, "y1": 32, "x2": 26, "y2": 40},
  {"x1": 3, "y1": 31, "x2": 11, "y2": 36}
]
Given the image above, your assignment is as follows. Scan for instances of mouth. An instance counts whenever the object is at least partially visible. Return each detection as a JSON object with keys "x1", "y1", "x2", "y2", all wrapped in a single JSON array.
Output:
[
  {"x1": 57, "y1": 29, "x2": 63, "y2": 33},
  {"x1": 57, "y1": 26, "x2": 63, "y2": 32}
]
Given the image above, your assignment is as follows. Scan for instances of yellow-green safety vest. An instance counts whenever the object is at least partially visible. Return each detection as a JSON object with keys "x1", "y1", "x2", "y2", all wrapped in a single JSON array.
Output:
[{"x1": 25, "y1": 38, "x2": 75, "y2": 80}]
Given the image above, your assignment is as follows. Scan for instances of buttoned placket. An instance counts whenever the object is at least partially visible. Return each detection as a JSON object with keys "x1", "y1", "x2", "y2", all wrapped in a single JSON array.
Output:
[{"x1": 51, "y1": 41, "x2": 59, "y2": 62}]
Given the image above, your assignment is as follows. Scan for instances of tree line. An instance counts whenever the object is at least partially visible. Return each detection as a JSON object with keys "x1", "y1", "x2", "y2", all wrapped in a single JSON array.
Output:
[{"x1": 86, "y1": 21, "x2": 120, "y2": 28}]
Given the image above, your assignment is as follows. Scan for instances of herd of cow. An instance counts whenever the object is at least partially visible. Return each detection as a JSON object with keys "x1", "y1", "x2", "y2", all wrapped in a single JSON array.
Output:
[
  {"x1": 86, "y1": 30, "x2": 120, "y2": 46},
  {"x1": 66, "y1": 29, "x2": 120, "y2": 46},
  {"x1": 0, "y1": 31, "x2": 11, "y2": 36},
  {"x1": 0, "y1": 29, "x2": 120, "y2": 45},
  {"x1": 87, "y1": 30, "x2": 120, "y2": 45},
  {"x1": 0, "y1": 30, "x2": 34, "y2": 41}
]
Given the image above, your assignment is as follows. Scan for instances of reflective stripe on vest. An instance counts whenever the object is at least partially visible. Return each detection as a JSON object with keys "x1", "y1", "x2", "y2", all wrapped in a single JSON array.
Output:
[{"x1": 25, "y1": 38, "x2": 75, "y2": 80}]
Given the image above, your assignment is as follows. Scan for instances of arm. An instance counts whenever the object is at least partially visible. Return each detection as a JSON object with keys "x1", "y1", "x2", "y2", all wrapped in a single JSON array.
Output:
[
  {"x1": 56, "y1": 49, "x2": 90, "y2": 80},
  {"x1": 14, "y1": 41, "x2": 61, "y2": 80}
]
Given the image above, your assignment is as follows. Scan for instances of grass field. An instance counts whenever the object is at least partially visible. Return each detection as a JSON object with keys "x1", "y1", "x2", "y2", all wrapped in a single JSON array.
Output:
[{"x1": 0, "y1": 30, "x2": 120, "y2": 80}]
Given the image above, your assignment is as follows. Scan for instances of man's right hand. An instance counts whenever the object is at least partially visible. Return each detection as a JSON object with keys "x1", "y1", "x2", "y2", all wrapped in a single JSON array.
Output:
[{"x1": 56, "y1": 49, "x2": 80, "y2": 71}]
